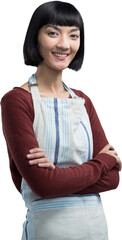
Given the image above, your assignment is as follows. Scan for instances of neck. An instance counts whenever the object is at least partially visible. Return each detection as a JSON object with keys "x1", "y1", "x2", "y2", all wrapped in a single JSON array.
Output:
[{"x1": 35, "y1": 63, "x2": 65, "y2": 94}]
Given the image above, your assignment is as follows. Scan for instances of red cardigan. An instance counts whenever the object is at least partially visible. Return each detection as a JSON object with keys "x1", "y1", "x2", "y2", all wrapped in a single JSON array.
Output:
[{"x1": 1, "y1": 86, "x2": 119, "y2": 198}]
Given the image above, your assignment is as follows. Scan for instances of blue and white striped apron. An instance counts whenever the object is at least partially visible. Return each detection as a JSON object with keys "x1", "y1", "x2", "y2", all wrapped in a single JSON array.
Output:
[{"x1": 21, "y1": 74, "x2": 108, "y2": 240}]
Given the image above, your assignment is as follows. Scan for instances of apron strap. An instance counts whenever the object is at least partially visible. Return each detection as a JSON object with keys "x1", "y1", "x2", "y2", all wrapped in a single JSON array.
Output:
[
  {"x1": 28, "y1": 74, "x2": 41, "y2": 102},
  {"x1": 62, "y1": 81, "x2": 80, "y2": 99}
]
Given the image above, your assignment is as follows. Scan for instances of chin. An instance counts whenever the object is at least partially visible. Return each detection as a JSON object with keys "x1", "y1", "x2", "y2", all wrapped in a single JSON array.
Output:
[{"x1": 51, "y1": 63, "x2": 69, "y2": 71}]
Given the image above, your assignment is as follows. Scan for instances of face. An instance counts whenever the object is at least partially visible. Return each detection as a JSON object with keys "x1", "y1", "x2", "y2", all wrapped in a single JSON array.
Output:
[{"x1": 37, "y1": 24, "x2": 80, "y2": 71}]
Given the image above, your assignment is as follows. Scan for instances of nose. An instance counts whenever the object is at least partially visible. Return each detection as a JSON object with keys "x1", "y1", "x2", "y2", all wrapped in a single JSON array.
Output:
[{"x1": 56, "y1": 35, "x2": 70, "y2": 51}]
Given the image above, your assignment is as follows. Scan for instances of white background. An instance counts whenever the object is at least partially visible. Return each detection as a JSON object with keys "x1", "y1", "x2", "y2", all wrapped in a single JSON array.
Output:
[{"x1": 0, "y1": 0, "x2": 122, "y2": 239}]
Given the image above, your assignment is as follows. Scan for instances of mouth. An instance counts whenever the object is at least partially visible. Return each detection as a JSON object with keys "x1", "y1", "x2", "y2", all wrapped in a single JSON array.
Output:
[{"x1": 52, "y1": 52, "x2": 70, "y2": 58}]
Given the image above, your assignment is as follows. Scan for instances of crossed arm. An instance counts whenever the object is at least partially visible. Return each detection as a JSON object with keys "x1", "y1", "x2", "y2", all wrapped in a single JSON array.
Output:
[
  {"x1": 1, "y1": 89, "x2": 121, "y2": 198},
  {"x1": 26, "y1": 144, "x2": 120, "y2": 195}
]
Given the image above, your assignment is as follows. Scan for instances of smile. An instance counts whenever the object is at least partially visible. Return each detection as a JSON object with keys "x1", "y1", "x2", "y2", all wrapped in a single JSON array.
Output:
[{"x1": 52, "y1": 52, "x2": 69, "y2": 57}]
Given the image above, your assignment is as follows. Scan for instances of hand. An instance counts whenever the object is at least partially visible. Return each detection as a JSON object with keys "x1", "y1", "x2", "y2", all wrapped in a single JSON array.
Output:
[
  {"x1": 99, "y1": 144, "x2": 122, "y2": 171},
  {"x1": 26, "y1": 148, "x2": 55, "y2": 170}
]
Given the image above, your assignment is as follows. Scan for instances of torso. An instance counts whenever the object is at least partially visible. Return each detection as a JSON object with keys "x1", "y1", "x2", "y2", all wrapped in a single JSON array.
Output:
[{"x1": 20, "y1": 75, "x2": 108, "y2": 239}]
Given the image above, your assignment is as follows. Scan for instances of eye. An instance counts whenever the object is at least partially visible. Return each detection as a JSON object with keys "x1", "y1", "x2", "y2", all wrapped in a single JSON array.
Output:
[
  {"x1": 70, "y1": 34, "x2": 80, "y2": 39},
  {"x1": 48, "y1": 31, "x2": 58, "y2": 37}
]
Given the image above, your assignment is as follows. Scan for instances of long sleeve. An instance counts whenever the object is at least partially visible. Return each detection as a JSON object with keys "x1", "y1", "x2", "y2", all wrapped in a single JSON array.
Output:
[
  {"x1": 1, "y1": 88, "x2": 118, "y2": 198},
  {"x1": 74, "y1": 166, "x2": 119, "y2": 195}
]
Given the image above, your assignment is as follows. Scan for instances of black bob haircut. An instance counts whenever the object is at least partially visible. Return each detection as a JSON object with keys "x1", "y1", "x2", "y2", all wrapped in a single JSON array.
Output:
[{"x1": 23, "y1": 1, "x2": 84, "y2": 71}]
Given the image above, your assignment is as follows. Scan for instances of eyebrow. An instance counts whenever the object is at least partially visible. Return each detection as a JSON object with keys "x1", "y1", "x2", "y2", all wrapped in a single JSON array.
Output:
[{"x1": 45, "y1": 25, "x2": 80, "y2": 32}]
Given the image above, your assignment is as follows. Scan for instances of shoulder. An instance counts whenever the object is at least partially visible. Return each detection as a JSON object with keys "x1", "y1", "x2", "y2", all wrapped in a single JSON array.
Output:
[
  {"x1": 1, "y1": 87, "x2": 32, "y2": 105},
  {"x1": 70, "y1": 88, "x2": 93, "y2": 115},
  {"x1": 1, "y1": 87, "x2": 34, "y2": 119}
]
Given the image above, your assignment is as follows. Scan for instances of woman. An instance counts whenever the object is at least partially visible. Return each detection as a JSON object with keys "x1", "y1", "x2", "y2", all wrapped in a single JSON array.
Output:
[{"x1": 1, "y1": 1, "x2": 121, "y2": 239}]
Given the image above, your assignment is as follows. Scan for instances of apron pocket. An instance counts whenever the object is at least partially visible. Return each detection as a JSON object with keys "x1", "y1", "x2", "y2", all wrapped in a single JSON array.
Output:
[{"x1": 31, "y1": 195, "x2": 108, "y2": 240}]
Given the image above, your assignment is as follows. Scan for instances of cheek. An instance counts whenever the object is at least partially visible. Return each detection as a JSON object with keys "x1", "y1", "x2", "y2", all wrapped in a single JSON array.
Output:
[
  {"x1": 38, "y1": 36, "x2": 56, "y2": 54},
  {"x1": 72, "y1": 40, "x2": 80, "y2": 54}
]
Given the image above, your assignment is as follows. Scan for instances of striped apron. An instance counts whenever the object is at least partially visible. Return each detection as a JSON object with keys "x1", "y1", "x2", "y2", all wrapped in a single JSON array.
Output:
[{"x1": 21, "y1": 74, "x2": 108, "y2": 240}]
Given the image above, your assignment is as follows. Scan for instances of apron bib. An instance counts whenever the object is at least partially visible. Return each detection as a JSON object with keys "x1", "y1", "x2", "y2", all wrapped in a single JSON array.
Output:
[{"x1": 21, "y1": 74, "x2": 108, "y2": 240}]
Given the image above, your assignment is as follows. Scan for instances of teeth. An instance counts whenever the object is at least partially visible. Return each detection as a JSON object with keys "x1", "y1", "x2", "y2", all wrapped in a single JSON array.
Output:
[{"x1": 53, "y1": 53, "x2": 68, "y2": 57}]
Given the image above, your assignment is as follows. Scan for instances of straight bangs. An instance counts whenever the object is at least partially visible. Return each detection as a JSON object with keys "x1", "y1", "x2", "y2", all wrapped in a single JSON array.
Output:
[{"x1": 39, "y1": 1, "x2": 83, "y2": 29}]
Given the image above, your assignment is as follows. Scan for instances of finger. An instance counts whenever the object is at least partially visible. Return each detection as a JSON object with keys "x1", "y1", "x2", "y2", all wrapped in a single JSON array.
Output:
[
  {"x1": 116, "y1": 162, "x2": 122, "y2": 171},
  {"x1": 106, "y1": 144, "x2": 116, "y2": 152},
  {"x1": 112, "y1": 151, "x2": 118, "y2": 156},
  {"x1": 116, "y1": 157, "x2": 122, "y2": 167},
  {"x1": 105, "y1": 144, "x2": 111, "y2": 150},
  {"x1": 38, "y1": 163, "x2": 55, "y2": 170},
  {"x1": 113, "y1": 156, "x2": 122, "y2": 170},
  {"x1": 27, "y1": 152, "x2": 46, "y2": 159},
  {"x1": 29, "y1": 148, "x2": 44, "y2": 153},
  {"x1": 29, "y1": 157, "x2": 50, "y2": 165},
  {"x1": 108, "y1": 150, "x2": 118, "y2": 156},
  {"x1": 99, "y1": 144, "x2": 111, "y2": 154},
  {"x1": 109, "y1": 145, "x2": 115, "y2": 150},
  {"x1": 28, "y1": 157, "x2": 55, "y2": 170}
]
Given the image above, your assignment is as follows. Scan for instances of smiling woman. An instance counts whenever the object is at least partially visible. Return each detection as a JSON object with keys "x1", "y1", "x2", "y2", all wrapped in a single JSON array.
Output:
[{"x1": 1, "y1": 1, "x2": 121, "y2": 240}]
